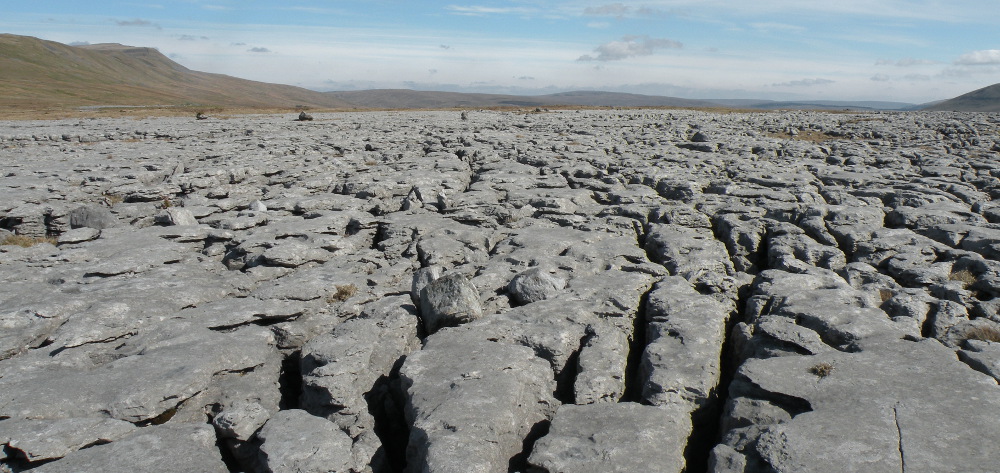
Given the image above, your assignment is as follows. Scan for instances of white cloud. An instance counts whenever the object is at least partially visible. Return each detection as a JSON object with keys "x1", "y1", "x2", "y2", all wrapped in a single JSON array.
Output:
[
  {"x1": 954, "y1": 49, "x2": 1000, "y2": 65},
  {"x1": 578, "y1": 35, "x2": 682, "y2": 61},
  {"x1": 870, "y1": 74, "x2": 890, "y2": 82},
  {"x1": 248, "y1": 47, "x2": 271, "y2": 53}
]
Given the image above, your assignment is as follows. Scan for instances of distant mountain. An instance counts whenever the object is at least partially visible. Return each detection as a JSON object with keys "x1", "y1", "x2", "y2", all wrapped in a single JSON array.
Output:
[
  {"x1": 0, "y1": 34, "x2": 351, "y2": 110},
  {"x1": 705, "y1": 99, "x2": 918, "y2": 111},
  {"x1": 541, "y1": 91, "x2": 714, "y2": 108},
  {"x1": 923, "y1": 83, "x2": 1000, "y2": 112},
  {"x1": 328, "y1": 89, "x2": 716, "y2": 109}
]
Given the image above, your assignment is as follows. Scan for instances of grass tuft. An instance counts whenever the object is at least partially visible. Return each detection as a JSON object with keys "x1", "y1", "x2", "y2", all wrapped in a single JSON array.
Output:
[
  {"x1": 1, "y1": 235, "x2": 58, "y2": 247},
  {"x1": 809, "y1": 363, "x2": 835, "y2": 378},
  {"x1": 949, "y1": 269, "x2": 977, "y2": 287},
  {"x1": 964, "y1": 325, "x2": 1000, "y2": 343},
  {"x1": 327, "y1": 284, "x2": 358, "y2": 303}
]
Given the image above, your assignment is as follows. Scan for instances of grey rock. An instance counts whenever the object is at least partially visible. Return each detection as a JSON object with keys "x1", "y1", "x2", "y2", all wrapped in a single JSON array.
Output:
[
  {"x1": 573, "y1": 325, "x2": 629, "y2": 404},
  {"x1": 640, "y1": 276, "x2": 733, "y2": 409},
  {"x1": 56, "y1": 227, "x2": 100, "y2": 244},
  {"x1": 959, "y1": 339, "x2": 1000, "y2": 382},
  {"x1": 419, "y1": 272, "x2": 484, "y2": 334},
  {"x1": 724, "y1": 339, "x2": 1000, "y2": 473},
  {"x1": 257, "y1": 409, "x2": 354, "y2": 473},
  {"x1": 410, "y1": 265, "x2": 442, "y2": 304},
  {"x1": 506, "y1": 266, "x2": 567, "y2": 305},
  {"x1": 400, "y1": 330, "x2": 557, "y2": 473},
  {"x1": 68, "y1": 205, "x2": 118, "y2": 229},
  {"x1": 248, "y1": 199, "x2": 268, "y2": 212},
  {"x1": 212, "y1": 401, "x2": 270, "y2": 441},
  {"x1": 645, "y1": 223, "x2": 735, "y2": 292},
  {"x1": 29, "y1": 423, "x2": 227, "y2": 473},
  {"x1": 528, "y1": 403, "x2": 690, "y2": 473},
  {"x1": 154, "y1": 207, "x2": 198, "y2": 226},
  {"x1": 0, "y1": 417, "x2": 136, "y2": 462},
  {"x1": 0, "y1": 325, "x2": 274, "y2": 422},
  {"x1": 301, "y1": 295, "x2": 420, "y2": 418}
]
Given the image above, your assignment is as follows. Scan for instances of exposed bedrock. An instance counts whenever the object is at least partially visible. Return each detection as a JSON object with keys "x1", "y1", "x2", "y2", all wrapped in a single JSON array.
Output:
[{"x1": 2, "y1": 110, "x2": 1000, "y2": 472}]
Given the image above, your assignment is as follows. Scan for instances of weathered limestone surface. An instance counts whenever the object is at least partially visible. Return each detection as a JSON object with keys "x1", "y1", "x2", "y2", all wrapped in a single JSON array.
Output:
[{"x1": 2, "y1": 110, "x2": 1000, "y2": 473}]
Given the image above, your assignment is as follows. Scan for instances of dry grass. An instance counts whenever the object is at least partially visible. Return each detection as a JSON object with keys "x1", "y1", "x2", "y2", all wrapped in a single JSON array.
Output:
[
  {"x1": 809, "y1": 363, "x2": 835, "y2": 378},
  {"x1": 327, "y1": 284, "x2": 358, "y2": 303},
  {"x1": 949, "y1": 269, "x2": 977, "y2": 287},
  {"x1": 879, "y1": 289, "x2": 895, "y2": 303},
  {"x1": 103, "y1": 194, "x2": 124, "y2": 206},
  {"x1": 1, "y1": 235, "x2": 58, "y2": 247},
  {"x1": 767, "y1": 130, "x2": 839, "y2": 142},
  {"x1": 964, "y1": 325, "x2": 1000, "y2": 343}
]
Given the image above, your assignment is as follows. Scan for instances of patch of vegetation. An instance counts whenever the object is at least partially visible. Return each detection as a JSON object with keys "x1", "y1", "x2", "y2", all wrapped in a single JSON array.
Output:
[
  {"x1": 327, "y1": 284, "x2": 358, "y2": 303},
  {"x1": 879, "y1": 288, "x2": 895, "y2": 303},
  {"x1": 949, "y1": 269, "x2": 977, "y2": 287},
  {"x1": 964, "y1": 325, "x2": 1000, "y2": 343},
  {"x1": 1, "y1": 235, "x2": 58, "y2": 247},
  {"x1": 103, "y1": 194, "x2": 124, "y2": 205},
  {"x1": 809, "y1": 362, "x2": 835, "y2": 378},
  {"x1": 768, "y1": 130, "x2": 839, "y2": 142}
]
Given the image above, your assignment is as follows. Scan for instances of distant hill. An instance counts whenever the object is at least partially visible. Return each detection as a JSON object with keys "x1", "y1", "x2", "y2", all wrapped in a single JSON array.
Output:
[
  {"x1": 328, "y1": 89, "x2": 716, "y2": 109},
  {"x1": 923, "y1": 83, "x2": 1000, "y2": 112},
  {"x1": 705, "y1": 99, "x2": 917, "y2": 111},
  {"x1": 0, "y1": 34, "x2": 351, "y2": 110}
]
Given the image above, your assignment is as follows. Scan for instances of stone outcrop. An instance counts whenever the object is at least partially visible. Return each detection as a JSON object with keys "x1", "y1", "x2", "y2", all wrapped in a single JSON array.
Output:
[{"x1": 2, "y1": 109, "x2": 1000, "y2": 472}]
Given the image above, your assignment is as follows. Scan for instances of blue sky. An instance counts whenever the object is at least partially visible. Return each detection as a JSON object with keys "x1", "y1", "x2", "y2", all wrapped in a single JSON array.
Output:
[{"x1": 3, "y1": 1, "x2": 999, "y2": 103}]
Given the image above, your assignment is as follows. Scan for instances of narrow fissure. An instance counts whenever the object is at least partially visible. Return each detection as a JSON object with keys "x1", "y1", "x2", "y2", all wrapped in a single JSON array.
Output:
[
  {"x1": 683, "y1": 302, "x2": 745, "y2": 473},
  {"x1": 893, "y1": 406, "x2": 906, "y2": 473},
  {"x1": 277, "y1": 350, "x2": 302, "y2": 410},
  {"x1": 554, "y1": 339, "x2": 584, "y2": 405},
  {"x1": 508, "y1": 419, "x2": 550, "y2": 473},
  {"x1": 366, "y1": 356, "x2": 411, "y2": 473},
  {"x1": 620, "y1": 288, "x2": 652, "y2": 402}
]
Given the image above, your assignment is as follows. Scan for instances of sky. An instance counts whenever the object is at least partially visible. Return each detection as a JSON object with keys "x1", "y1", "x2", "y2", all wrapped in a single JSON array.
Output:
[{"x1": 3, "y1": 1, "x2": 999, "y2": 103}]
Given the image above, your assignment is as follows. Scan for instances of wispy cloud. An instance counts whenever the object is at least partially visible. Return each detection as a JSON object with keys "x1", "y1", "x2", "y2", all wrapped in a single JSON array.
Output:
[
  {"x1": 583, "y1": 3, "x2": 630, "y2": 18},
  {"x1": 578, "y1": 35, "x2": 682, "y2": 61},
  {"x1": 875, "y1": 57, "x2": 937, "y2": 66},
  {"x1": 750, "y1": 22, "x2": 806, "y2": 33},
  {"x1": 870, "y1": 74, "x2": 890, "y2": 82},
  {"x1": 282, "y1": 6, "x2": 342, "y2": 15},
  {"x1": 178, "y1": 34, "x2": 209, "y2": 41},
  {"x1": 771, "y1": 78, "x2": 835, "y2": 87},
  {"x1": 954, "y1": 49, "x2": 1000, "y2": 65},
  {"x1": 445, "y1": 5, "x2": 536, "y2": 16},
  {"x1": 114, "y1": 18, "x2": 161, "y2": 28},
  {"x1": 248, "y1": 47, "x2": 271, "y2": 53}
]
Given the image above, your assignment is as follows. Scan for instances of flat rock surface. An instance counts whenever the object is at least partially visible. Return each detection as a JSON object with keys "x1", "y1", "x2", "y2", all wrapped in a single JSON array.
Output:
[{"x1": 2, "y1": 110, "x2": 1000, "y2": 472}]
